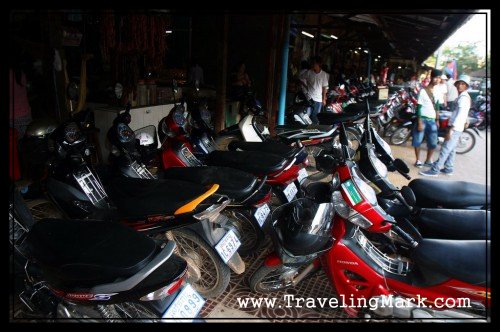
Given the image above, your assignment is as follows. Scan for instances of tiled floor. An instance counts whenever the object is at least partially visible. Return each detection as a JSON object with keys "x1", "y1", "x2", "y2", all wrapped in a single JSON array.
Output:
[{"x1": 200, "y1": 238, "x2": 361, "y2": 322}]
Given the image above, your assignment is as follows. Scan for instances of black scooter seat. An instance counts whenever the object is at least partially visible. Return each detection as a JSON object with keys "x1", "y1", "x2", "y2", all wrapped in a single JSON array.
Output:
[
  {"x1": 412, "y1": 238, "x2": 490, "y2": 286},
  {"x1": 409, "y1": 179, "x2": 489, "y2": 209},
  {"x1": 205, "y1": 150, "x2": 288, "y2": 176},
  {"x1": 162, "y1": 166, "x2": 258, "y2": 202},
  {"x1": 415, "y1": 208, "x2": 490, "y2": 240},
  {"x1": 107, "y1": 177, "x2": 209, "y2": 218},
  {"x1": 228, "y1": 141, "x2": 304, "y2": 160},
  {"x1": 317, "y1": 105, "x2": 366, "y2": 125},
  {"x1": 27, "y1": 219, "x2": 157, "y2": 287},
  {"x1": 275, "y1": 124, "x2": 335, "y2": 133}
]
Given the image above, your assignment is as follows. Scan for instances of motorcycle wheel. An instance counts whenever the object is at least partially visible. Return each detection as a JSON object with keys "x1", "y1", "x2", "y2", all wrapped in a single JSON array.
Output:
[
  {"x1": 332, "y1": 127, "x2": 361, "y2": 152},
  {"x1": 166, "y1": 229, "x2": 230, "y2": 299},
  {"x1": 455, "y1": 130, "x2": 476, "y2": 154},
  {"x1": 214, "y1": 135, "x2": 240, "y2": 151},
  {"x1": 249, "y1": 264, "x2": 304, "y2": 293},
  {"x1": 222, "y1": 210, "x2": 264, "y2": 257},
  {"x1": 390, "y1": 127, "x2": 412, "y2": 145},
  {"x1": 384, "y1": 123, "x2": 399, "y2": 137}
]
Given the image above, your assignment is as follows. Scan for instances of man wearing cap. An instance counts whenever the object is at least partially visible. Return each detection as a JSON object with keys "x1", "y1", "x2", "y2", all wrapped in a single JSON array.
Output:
[
  {"x1": 420, "y1": 74, "x2": 472, "y2": 176},
  {"x1": 412, "y1": 68, "x2": 441, "y2": 168}
]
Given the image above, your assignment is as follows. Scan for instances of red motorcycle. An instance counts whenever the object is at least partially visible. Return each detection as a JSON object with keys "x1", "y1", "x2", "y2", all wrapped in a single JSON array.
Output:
[
  {"x1": 158, "y1": 103, "x2": 306, "y2": 206},
  {"x1": 249, "y1": 124, "x2": 490, "y2": 320}
]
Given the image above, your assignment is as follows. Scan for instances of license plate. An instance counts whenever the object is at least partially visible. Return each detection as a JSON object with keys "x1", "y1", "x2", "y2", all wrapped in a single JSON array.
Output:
[
  {"x1": 297, "y1": 168, "x2": 308, "y2": 183},
  {"x1": 283, "y1": 182, "x2": 298, "y2": 202},
  {"x1": 254, "y1": 204, "x2": 271, "y2": 227},
  {"x1": 162, "y1": 283, "x2": 205, "y2": 320},
  {"x1": 215, "y1": 229, "x2": 241, "y2": 263}
]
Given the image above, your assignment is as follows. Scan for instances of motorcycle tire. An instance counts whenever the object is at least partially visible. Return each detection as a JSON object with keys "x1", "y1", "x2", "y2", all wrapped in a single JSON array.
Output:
[
  {"x1": 166, "y1": 228, "x2": 230, "y2": 299},
  {"x1": 390, "y1": 127, "x2": 412, "y2": 145},
  {"x1": 222, "y1": 209, "x2": 264, "y2": 257},
  {"x1": 455, "y1": 130, "x2": 476, "y2": 154},
  {"x1": 249, "y1": 264, "x2": 297, "y2": 293}
]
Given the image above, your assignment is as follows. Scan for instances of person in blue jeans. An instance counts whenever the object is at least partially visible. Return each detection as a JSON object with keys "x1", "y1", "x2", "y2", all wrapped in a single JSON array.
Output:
[
  {"x1": 420, "y1": 75, "x2": 472, "y2": 177},
  {"x1": 412, "y1": 69, "x2": 441, "y2": 168},
  {"x1": 299, "y1": 56, "x2": 329, "y2": 124}
]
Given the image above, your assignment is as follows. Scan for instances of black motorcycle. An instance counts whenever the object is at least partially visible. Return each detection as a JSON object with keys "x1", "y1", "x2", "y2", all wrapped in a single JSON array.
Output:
[
  {"x1": 10, "y1": 184, "x2": 206, "y2": 321},
  {"x1": 23, "y1": 110, "x2": 244, "y2": 299}
]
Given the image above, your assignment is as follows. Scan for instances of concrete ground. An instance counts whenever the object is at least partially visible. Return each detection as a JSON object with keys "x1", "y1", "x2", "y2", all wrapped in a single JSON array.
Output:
[{"x1": 386, "y1": 129, "x2": 490, "y2": 188}]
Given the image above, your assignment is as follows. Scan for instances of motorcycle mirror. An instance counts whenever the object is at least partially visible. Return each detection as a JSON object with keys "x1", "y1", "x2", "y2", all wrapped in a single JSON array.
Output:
[
  {"x1": 393, "y1": 158, "x2": 410, "y2": 174},
  {"x1": 400, "y1": 186, "x2": 416, "y2": 207}
]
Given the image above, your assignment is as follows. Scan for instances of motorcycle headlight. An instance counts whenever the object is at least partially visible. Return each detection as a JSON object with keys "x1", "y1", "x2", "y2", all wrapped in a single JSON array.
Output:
[
  {"x1": 369, "y1": 148, "x2": 388, "y2": 178},
  {"x1": 331, "y1": 191, "x2": 373, "y2": 229}
]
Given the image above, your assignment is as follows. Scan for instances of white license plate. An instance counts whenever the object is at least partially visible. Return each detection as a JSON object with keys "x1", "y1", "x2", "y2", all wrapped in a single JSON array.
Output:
[
  {"x1": 283, "y1": 182, "x2": 298, "y2": 202},
  {"x1": 162, "y1": 283, "x2": 205, "y2": 320},
  {"x1": 254, "y1": 204, "x2": 271, "y2": 227},
  {"x1": 215, "y1": 229, "x2": 241, "y2": 263},
  {"x1": 297, "y1": 168, "x2": 308, "y2": 183}
]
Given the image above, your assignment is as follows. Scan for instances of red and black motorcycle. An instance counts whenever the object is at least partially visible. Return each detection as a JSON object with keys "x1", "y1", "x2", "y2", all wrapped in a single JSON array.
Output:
[
  {"x1": 158, "y1": 100, "x2": 306, "y2": 207},
  {"x1": 249, "y1": 123, "x2": 490, "y2": 320},
  {"x1": 107, "y1": 105, "x2": 273, "y2": 257}
]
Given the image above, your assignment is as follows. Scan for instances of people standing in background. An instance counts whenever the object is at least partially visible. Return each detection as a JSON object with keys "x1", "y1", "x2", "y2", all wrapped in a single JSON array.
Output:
[
  {"x1": 412, "y1": 69, "x2": 442, "y2": 168},
  {"x1": 433, "y1": 74, "x2": 448, "y2": 110},
  {"x1": 299, "y1": 56, "x2": 329, "y2": 124},
  {"x1": 420, "y1": 75, "x2": 472, "y2": 177},
  {"x1": 230, "y1": 62, "x2": 252, "y2": 101},
  {"x1": 445, "y1": 73, "x2": 459, "y2": 104},
  {"x1": 188, "y1": 59, "x2": 204, "y2": 88}
]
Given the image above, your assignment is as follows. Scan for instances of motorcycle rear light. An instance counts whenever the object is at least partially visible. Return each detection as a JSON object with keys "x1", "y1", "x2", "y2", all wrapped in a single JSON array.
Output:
[{"x1": 139, "y1": 275, "x2": 186, "y2": 301}]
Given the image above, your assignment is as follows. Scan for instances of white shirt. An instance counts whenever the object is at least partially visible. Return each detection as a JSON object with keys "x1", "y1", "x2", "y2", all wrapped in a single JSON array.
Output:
[
  {"x1": 300, "y1": 69, "x2": 329, "y2": 102},
  {"x1": 417, "y1": 87, "x2": 437, "y2": 119},
  {"x1": 433, "y1": 83, "x2": 448, "y2": 104},
  {"x1": 449, "y1": 90, "x2": 471, "y2": 132},
  {"x1": 446, "y1": 79, "x2": 459, "y2": 102}
]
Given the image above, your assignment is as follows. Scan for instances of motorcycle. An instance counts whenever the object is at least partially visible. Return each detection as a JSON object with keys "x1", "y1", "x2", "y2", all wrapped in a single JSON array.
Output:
[
  {"x1": 157, "y1": 96, "x2": 306, "y2": 207},
  {"x1": 107, "y1": 105, "x2": 273, "y2": 257},
  {"x1": 23, "y1": 110, "x2": 243, "y2": 299},
  {"x1": 249, "y1": 123, "x2": 490, "y2": 320},
  {"x1": 10, "y1": 185, "x2": 206, "y2": 321},
  {"x1": 350, "y1": 102, "x2": 490, "y2": 240},
  {"x1": 351, "y1": 101, "x2": 490, "y2": 211}
]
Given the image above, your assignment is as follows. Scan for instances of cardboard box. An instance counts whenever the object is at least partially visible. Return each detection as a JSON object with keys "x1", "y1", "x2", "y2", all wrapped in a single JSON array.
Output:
[{"x1": 377, "y1": 86, "x2": 388, "y2": 100}]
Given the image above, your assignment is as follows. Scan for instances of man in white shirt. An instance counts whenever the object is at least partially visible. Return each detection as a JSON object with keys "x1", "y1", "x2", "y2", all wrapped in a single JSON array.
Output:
[
  {"x1": 412, "y1": 68, "x2": 441, "y2": 168},
  {"x1": 420, "y1": 74, "x2": 472, "y2": 176},
  {"x1": 299, "y1": 56, "x2": 329, "y2": 124},
  {"x1": 434, "y1": 74, "x2": 448, "y2": 109},
  {"x1": 445, "y1": 74, "x2": 459, "y2": 103}
]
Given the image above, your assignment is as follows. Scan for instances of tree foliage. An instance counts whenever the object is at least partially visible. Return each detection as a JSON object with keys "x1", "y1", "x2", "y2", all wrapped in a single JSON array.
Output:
[{"x1": 438, "y1": 43, "x2": 486, "y2": 75}]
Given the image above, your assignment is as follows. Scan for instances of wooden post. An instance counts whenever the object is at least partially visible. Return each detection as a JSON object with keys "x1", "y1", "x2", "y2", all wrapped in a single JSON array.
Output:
[
  {"x1": 264, "y1": 14, "x2": 278, "y2": 135},
  {"x1": 214, "y1": 14, "x2": 228, "y2": 132}
]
